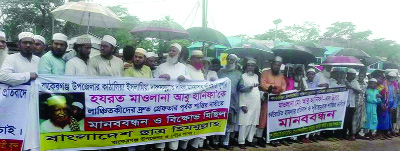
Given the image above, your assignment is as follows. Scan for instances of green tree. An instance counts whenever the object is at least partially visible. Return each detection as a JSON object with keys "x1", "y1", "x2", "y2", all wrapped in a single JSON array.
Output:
[
  {"x1": 284, "y1": 21, "x2": 321, "y2": 42},
  {"x1": 323, "y1": 22, "x2": 356, "y2": 44},
  {"x1": 254, "y1": 29, "x2": 291, "y2": 42},
  {"x1": 0, "y1": 0, "x2": 65, "y2": 41}
]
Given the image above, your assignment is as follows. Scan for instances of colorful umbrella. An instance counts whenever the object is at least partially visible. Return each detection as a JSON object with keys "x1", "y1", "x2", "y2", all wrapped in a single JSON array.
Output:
[
  {"x1": 187, "y1": 27, "x2": 231, "y2": 47},
  {"x1": 330, "y1": 48, "x2": 370, "y2": 59},
  {"x1": 271, "y1": 45, "x2": 316, "y2": 64},
  {"x1": 321, "y1": 56, "x2": 364, "y2": 67},
  {"x1": 130, "y1": 20, "x2": 188, "y2": 41},
  {"x1": 51, "y1": 2, "x2": 122, "y2": 33}
]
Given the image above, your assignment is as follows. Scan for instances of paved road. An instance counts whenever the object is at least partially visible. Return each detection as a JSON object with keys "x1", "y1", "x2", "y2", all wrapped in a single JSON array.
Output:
[{"x1": 207, "y1": 137, "x2": 400, "y2": 151}]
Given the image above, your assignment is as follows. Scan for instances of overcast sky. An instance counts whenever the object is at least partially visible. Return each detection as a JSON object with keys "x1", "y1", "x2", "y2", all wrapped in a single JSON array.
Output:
[{"x1": 91, "y1": 0, "x2": 400, "y2": 42}]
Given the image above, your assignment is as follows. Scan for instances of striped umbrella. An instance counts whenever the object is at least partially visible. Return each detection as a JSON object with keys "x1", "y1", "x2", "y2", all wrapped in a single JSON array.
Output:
[{"x1": 130, "y1": 20, "x2": 189, "y2": 41}]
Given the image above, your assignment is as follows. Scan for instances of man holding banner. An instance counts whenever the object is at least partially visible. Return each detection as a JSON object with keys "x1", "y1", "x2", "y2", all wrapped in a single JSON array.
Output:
[
  {"x1": 258, "y1": 56, "x2": 286, "y2": 147},
  {"x1": 154, "y1": 43, "x2": 191, "y2": 151},
  {"x1": 0, "y1": 32, "x2": 40, "y2": 151}
]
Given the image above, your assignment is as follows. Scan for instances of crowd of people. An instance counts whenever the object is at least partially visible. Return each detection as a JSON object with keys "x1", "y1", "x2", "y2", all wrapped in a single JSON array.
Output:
[{"x1": 0, "y1": 31, "x2": 399, "y2": 151}]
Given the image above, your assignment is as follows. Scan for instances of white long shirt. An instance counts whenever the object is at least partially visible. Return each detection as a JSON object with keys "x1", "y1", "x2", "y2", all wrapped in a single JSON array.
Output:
[
  {"x1": 0, "y1": 53, "x2": 40, "y2": 150},
  {"x1": 87, "y1": 55, "x2": 124, "y2": 76},
  {"x1": 154, "y1": 62, "x2": 191, "y2": 80},
  {"x1": 65, "y1": 57, "x2": 87, "y2": 76},
  {"x1": 186, "y1": 64, "x2": 205, "y2": 80},
  {"x1": 0, "y1": 53, "x2": 39, "y2": 86}
]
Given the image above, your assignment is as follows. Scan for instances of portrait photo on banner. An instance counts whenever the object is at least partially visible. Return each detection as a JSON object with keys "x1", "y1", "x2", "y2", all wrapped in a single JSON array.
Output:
[{"x1": 39, "y1": 92, "x2": 85, "y2": 134}]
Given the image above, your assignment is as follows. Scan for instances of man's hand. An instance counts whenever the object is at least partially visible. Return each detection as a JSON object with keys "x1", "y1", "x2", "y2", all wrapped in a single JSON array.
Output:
[
  {"x1": 177, "y1": 75, "x2": 186, "y2": 81},
  {"x1": 241, "y1": 106, "x2": 248, "y2": 113},
  {"x1": 210, "y1": 77, "x2": 216, "y2": 81},
  {"x1": 272, "y1": 87, "x2": 281, "y2": 94},
  {"x1": 159, "y1": 74, "x2": 170, "y2": 80},
  {"x1": 30, "y1": 72, "x2": 38, "y2": 80}
]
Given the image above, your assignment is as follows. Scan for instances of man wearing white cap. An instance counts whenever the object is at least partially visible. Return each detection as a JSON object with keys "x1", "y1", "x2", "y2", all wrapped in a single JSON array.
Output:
[
  {"x1": 315, "y1": 65, "x2": 333, "y2": 88},
  {"x1": 257, "y1": 56, "x2": 287, "y2": 147},
  {"x1": 154, "y1": 43, "x2": 191, "y2": 151},
  {"x1": 186, "y1": 50, "x2": 205, "y2": 80},
  {"x1": 71, "y1": 102, "x2": 85, "y2": 131},
  {"x1": 217, "y1": 54, "x2": 242, "y2": 149},
  {"x1": 124, "y1": 48, "x2": 152, "y2": 78},
  {"x1": 0, "y1": 32, "x2": 40, "y2": 151},
  {"x1": 145, "y1": 51, "x2": 157, "y2": 72},
  {"x1": 88, "y1": 35, "x2": 124, "y2": 76},
  {"x1": 385, "y1": 71, "x2": 399, "y2": 136},
  {"x1": 306, "y1": 68, "x2": 318, "y2": 89},
  {"x1": 0, "y1": 31, "x2": 8, "y2": 67},
  {"x1": 38, "y1": 33, "x2": 68, "y2": 75},
  {"x1": 65, "y1": 36, "x2": 92, "y2": 75},
  {"x1": 33, "y1": 35, "x2": 46, "y2": 57},
  {"x1": 341, "y1": 68, "x2": 361, "y2": 141},
  {"x1": 154, "y1": 43, "x2": 190, "y2": 81}
]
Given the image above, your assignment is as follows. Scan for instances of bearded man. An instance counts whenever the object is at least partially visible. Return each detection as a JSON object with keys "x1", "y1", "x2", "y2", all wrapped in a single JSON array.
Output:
[
  {"x1": 38, "y1": 33, "x2": 68, "y2": 75},
  {"x1": 65, "y1": 36, "x2": 91, "y2": 75},
  {"x1": 40, "y1": 95, "x2": 73, "y2": 133},
  {"x1": 124, "y1": 48, "x2": 152, "y2": 78},
  {"x1": 0, "y1": 31, "x2": 8, "y2": 67},
  {"x1": 217, "y1": 54, "x2": 242, "y2": 150}
]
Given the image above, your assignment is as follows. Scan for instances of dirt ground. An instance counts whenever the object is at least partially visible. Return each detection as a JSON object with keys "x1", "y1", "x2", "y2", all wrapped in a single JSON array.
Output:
[{"x1": 205, "y1": 137, "x2": 400, "y2": 151}]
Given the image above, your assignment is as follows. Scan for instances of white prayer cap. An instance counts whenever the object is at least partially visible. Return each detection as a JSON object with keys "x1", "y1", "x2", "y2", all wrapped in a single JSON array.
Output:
[
  {"x1": 75, "y1": 36, "x2": 91, "y2": 44},
  {"x1": 227, "y1": 54, "x2": 239, "y2": 60},
  {"x1": 46, "y1": 95, "x2": 66, "y2": 106},
  {"x1": 102, "y1": 35, "x2": 116, "y2": 47},
  {"x1": 347, "y1": 68, "x2": 357, "y2": 74},
  {"x1": 145, "y1": 51, "x2": 157, "y2": 58},
  {"x1": 191, "y1": 50, "x2": 204, "y2": 57},
  {"x1": 135, "y1": 48, "x2": 147, "y2": 56},
  {"x1": 170, "y1": 43, "x2": 182, "y2": 52},
  {"x1": 388, "y1": 71, "x2": 397, "y2": 77},
  {"x1": 0, "y1": 31, "x2": 5, "y2": 39},
  {"x1": 72, "y1": 102, "x2": 84, "y2": 109},
  {"x1": 273, "y1": 56, "x2": 283, "y2": 62},
  {"x1": 369, "y1": 78, "x2": 377, "y2": 83},
  {"x1": 307, "y1": 68, "x2": 316, "y2": 73},
  {"x1": 52, "y1": 33, "x2": 67, "y2": 42},
  {"x1": 247, "y1": 58, "x2": 257, "y2": 64},
  {"x1": 18, "y1": 32, "x2": 34, "y2": 41},
  {"x1": 34, "y1": 35, "x2": 46, "y2": 44}
]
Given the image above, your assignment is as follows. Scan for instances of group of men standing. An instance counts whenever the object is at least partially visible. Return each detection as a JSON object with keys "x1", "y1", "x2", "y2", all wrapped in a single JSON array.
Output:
[{"x1": 0, "y1": 30, "x2": 399, "y2": 151}]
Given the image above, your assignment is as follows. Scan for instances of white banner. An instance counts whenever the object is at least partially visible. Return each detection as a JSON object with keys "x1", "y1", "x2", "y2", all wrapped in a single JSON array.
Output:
[
  {"x1": 0, "y1": 83, "x2": 31, "y2": 151},
  {"x1": 36, "y1": 75, "x2": 231, "y2": 151},
  {"x1": 267, "y1": 87, "x2": 349, "y2": 141}
]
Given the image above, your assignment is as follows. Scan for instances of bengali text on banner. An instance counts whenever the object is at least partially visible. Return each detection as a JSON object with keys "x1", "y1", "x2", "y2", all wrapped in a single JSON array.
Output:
[
  {"x1": 267, "y1": 87, "x2": 349, "y2": 141},
  {"x1": 0, "y1": 83, "x2": 31, "y2": 151},
  {"x1": 36, "y1": 75, "x2": 231, "y2": 151}
]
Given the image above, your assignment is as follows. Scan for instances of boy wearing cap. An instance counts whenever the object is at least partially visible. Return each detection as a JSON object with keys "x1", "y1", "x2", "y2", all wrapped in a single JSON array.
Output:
[
  {"x1": 0, "y1": 31, "x2": 9, "y2": 67},
  {"x1": 33, "y1": 35, "x2": 46, "y2": 57},
  {"x1": 88, "y1": 35, "x2": 124, "y2": 76},
  {"x1": 65, "y1": 36, "x2": 92, "y2": 75},
  {"x1": 38, "y1": 33, "x2": 68, "y2": 75},
  {"x1": 124, "y1": 48, "x2": 152, "y2": 78}
]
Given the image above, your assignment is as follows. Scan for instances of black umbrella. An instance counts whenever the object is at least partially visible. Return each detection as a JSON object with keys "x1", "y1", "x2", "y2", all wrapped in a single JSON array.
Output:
[
  {"x1": 361, "y1": 56, "x2": 382, "y2": 66},
  {"x1": 383, "y1": 62, "x2": 399, "y2": 70},
  {"x1": 225, "y1": 47, "x2": 275, "y2": 69},
  {"x1": 271, "y1": 45, "x2": 316, "y2": 64},
  {"x1": 296, "y1": 42, "x2": 327, "y2": 57},
  {"x1": 187, "y1": 27, "x2": 231, "y2": 47},
  {"x1": 330, "y1": 48, "x2": 370, "y2": 59}
]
